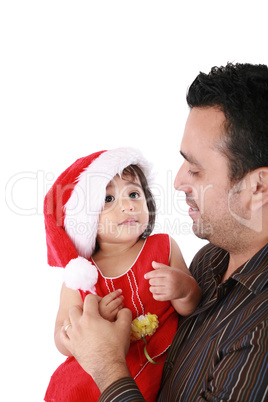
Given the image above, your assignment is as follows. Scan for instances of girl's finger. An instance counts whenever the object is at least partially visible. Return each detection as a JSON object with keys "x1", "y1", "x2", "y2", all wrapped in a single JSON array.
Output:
[
  {"x1": 103, "y1": 289, "x2": 123, "y2": 305},
  {"x1": 107, "y1": 295, "x2": 124, "y2": 312},
  {"x1": 149, "y1": 286, "x2": 166, "y2": 295}
]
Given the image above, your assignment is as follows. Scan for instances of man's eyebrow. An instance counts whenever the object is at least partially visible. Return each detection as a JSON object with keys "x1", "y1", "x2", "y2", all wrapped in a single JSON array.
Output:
[{"x1": 180, "y1": 150, "x2": 202, "y2": 167}]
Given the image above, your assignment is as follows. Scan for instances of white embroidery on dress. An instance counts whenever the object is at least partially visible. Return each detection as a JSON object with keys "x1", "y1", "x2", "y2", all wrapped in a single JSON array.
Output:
[
  {"x1": 130, "y1": 268, "x2": 145, "y2": 316},
  {"x1": 127, "y1": 272, "x2": 139, "y2": 317},
  {"x1": 105, "y1": 278, "x2": 111, "y2": 293},
  {"x1": 110, "y1": 280, "x2": 115, "y2": 292},
  {"x1": 104, "y1": 278, "x2": 116, "y2": 293}
]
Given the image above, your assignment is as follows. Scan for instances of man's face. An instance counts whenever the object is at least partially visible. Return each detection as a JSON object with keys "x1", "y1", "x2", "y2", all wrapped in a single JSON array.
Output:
[{"x1": 174, "y1": 107, "x2": 249, "y2": 251}]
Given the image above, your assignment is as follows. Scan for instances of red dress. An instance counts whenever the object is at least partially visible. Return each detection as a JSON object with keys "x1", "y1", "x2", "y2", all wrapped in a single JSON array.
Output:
[{"x1": 45, "y1": 234, "x2": 179, "y2": 402}]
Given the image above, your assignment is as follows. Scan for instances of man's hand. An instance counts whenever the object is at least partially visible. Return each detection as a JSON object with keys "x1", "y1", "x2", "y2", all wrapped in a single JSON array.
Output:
[
  {"x1": 99, "y1": 289, "x2": 124, "y2": 321},
  {"x1": 60, "y1": 294, "x2": 132, "y2": 391}
]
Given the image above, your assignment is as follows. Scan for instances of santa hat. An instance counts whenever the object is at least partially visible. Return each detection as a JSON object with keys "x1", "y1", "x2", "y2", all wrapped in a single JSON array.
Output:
[{"x1": 44, "y1": 147, "x2": 153, "y2": 293}]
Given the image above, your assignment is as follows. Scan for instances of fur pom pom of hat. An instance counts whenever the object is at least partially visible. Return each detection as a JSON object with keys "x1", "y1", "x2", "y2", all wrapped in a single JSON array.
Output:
[{"x1": 44, "y1": 147, "x2": 153, "y2": 292}]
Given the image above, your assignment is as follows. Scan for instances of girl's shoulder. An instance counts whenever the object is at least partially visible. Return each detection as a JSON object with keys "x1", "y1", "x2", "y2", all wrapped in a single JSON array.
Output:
[
  {"x1": 146, "y1": 232, "x2": 170, "y2": 244},
  {"x1": 144, "y1": 233, "x2": 171, "y2": 262}
]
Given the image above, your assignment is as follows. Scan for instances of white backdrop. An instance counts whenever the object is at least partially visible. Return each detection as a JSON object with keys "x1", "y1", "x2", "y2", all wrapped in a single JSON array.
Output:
[{"x1": 1, "y1": 1, "x2": 267, "y2": 401}]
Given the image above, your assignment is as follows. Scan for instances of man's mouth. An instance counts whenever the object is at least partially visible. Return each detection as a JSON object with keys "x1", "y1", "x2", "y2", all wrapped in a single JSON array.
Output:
[
  {"x1": 186, "y1": 198, "x2": 199, "y2": 209},
  {"x1": 186, "y1": 199, "x2": 199, "y2": 217}
]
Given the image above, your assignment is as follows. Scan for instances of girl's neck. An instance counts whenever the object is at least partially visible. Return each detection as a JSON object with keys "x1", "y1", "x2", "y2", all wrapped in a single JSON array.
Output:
[
  {"x1": 93, "y1": 238, "x2": 146, "y2": 277},
  {"x1": 97, "y1": 238, "x2": 139, "y2": 256}
]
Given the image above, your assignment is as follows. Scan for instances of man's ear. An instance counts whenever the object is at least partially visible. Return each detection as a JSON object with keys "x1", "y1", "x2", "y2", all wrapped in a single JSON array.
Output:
[{"x1": 250, "y1": 168, "x2": 268, "y2": 211}]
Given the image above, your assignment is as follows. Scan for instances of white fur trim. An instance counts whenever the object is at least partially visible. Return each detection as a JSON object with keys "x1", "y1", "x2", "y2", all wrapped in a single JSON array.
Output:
[
  {"x1": 63, "y1": 256, "x2": 98, "y2": 292},
  {"x1": 64, "y1": 147, "x2": 153, "y2": 259}
]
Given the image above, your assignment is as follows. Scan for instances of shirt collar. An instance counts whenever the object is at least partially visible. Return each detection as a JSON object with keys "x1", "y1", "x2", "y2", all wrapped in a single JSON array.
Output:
[
  {"x1": 232, "y1": 243, "x2": 268, "y2": 295},
  {"x1": 209, "y1": 243, "x2": 268, "y2": 295}
]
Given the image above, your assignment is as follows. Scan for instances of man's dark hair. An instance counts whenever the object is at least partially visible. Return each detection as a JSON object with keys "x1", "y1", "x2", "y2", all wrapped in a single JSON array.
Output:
[{"x1": 186, "y1": 62, "x2": 268, "y2": 182}]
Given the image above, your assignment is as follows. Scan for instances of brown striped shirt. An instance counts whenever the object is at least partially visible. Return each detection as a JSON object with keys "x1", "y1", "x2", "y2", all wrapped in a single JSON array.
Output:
[{"x1": 99, "y1": 243, "x2": 268, "y2": 401}]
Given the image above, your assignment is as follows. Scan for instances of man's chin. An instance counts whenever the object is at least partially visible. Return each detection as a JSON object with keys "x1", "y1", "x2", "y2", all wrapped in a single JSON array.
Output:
[{"x1": 192, "y1": 221, "x2": 213, "y2": 240}]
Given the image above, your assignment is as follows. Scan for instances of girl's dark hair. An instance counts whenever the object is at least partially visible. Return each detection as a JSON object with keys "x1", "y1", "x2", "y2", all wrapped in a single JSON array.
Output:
[
  {"x1": 122, "y1": 164, "x2": 156, "y2": 238},
  {"x1": 186, "y1": 62, "x2": 268, "y2": 182}
]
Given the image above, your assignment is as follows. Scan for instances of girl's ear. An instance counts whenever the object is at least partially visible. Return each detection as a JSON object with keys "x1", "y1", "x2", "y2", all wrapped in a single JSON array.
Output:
[{"x1": 250, "y1": 168, "x2": 268, "y2": 211}]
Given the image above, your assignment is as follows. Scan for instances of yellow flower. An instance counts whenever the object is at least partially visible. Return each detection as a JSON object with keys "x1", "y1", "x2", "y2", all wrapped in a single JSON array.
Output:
[{"x1": 131, "y1": 313, "x2": 159, "y2": 342}]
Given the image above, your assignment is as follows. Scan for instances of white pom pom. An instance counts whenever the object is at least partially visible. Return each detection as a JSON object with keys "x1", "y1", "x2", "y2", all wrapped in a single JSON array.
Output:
[{"x1": 63, "y1": 256, "x2": 98, "y2": 293}]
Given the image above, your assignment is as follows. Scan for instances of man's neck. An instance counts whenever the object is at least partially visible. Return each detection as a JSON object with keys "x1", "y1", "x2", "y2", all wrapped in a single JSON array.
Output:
[{"x1": 221, "y1": 238, "x2": 268, "y2": 283}]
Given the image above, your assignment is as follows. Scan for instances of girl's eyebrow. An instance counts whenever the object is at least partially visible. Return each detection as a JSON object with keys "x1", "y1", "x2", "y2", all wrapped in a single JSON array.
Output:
[
  {"x1": 106, "y1": 181, "x2": 114, "y2": 189},
  {"x1": 123, "y1": 179, "x2": 143, "y2": 190},
  {"x1": 106, "y1": 179, "x2": 143, "y2": 190}
]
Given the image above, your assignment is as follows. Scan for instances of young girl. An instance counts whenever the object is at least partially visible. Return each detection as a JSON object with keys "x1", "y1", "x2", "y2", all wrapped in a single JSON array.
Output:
[{"x1": 44, "y1": 147, "x2": 201, "y2": 402}]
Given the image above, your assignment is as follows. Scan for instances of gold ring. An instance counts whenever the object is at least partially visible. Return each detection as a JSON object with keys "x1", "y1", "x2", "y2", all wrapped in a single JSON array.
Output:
[{"x1": 64, "y1": 323, "x2": 72, "y2": 335}]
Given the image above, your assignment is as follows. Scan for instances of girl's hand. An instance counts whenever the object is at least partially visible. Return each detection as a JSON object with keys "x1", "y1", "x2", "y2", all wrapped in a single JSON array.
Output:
[
  {"x1": 145, "y1": 261, "x2": 202, "y2": 316},
  {"x1": 145, "y1": 261, "x2": 190, "y2": 301},
  {"x1": 99, "y1": 289, "x2": 124, "y2": 321}
]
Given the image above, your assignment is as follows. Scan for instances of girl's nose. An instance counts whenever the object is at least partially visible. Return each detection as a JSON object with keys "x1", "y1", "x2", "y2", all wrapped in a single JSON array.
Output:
[{"x1": 121, "y1": 199, "x2": 134, "y2": 212}]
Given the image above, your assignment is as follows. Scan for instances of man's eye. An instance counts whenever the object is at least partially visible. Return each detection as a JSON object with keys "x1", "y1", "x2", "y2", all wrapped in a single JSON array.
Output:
[
  {"x1": 129, "y1": 192, "x2": 139, "y2": 199},
  {"x1": 188, "y1": 170, "x2": 199, "y2": 177},
  {"x1": 105, "y1": 195, "x2": 115, "y2": 203}
]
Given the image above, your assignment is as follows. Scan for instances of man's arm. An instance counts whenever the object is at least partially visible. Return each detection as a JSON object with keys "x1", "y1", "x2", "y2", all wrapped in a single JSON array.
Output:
[
  {"x1": 99, "y1": 378, "x2": 145, "y2": 402},
  {"x1": 60, "y1": 294, "x2": 133, "y2": 392}
]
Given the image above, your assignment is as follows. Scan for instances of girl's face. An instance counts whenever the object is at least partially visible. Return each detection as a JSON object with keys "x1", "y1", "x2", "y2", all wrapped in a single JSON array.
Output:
[{"x1": 97, "y1": 173, "x2": 149, "y2": 245}]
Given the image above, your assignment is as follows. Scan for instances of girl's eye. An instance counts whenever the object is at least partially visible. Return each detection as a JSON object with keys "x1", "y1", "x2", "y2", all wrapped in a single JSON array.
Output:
[
  {"x1": 188, "y1": 170, "x2": 199, "y2": 177},
  {"x1": 105, "y1": 195, "x2": 115, "y2": 203},
  {"x1": 129, "y1": 191, "x2": 139, "y2": 199}
]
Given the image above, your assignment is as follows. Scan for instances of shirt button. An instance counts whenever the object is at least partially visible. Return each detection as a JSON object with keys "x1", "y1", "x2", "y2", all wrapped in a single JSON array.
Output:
[{"x1": 167, "y1": 362, "x2": 174, "y2": 370}]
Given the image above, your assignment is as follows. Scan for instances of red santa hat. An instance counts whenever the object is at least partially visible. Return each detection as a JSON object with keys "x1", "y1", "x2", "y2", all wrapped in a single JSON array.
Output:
[{"x1": 44, "y1": 147, "x2": 153, "y2": 293}]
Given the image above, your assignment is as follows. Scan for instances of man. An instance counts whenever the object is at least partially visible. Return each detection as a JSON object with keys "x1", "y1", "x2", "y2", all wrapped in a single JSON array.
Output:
[{"x1": 61, "y1": 63, "x2": 268, "y2": 400}]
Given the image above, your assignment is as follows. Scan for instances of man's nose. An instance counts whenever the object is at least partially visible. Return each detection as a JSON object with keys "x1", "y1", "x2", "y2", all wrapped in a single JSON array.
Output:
[{"x1": 174, "y1": 163, "x2": 192, "y2": 193}]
